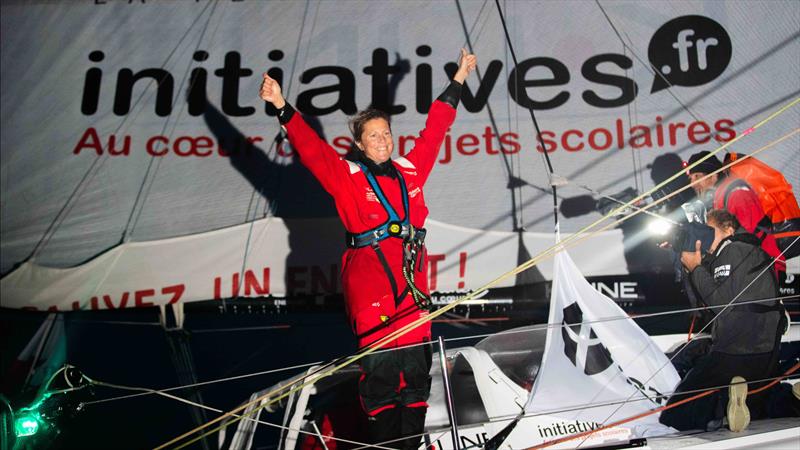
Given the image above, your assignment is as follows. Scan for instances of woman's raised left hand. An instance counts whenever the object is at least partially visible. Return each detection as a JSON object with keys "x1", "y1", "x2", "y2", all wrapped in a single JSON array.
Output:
[{"x1": 453, "y1": 48, "x2": 477, "y2": 84}]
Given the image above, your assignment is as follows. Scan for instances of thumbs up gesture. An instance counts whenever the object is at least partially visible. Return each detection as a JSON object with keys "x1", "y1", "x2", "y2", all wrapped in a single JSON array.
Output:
[
  {"x1": 259, "y1": 72, "x2": 286, "y2": 109},
  {"x1": 454, "y1": 48, "x2": 477, "y2": 84}
]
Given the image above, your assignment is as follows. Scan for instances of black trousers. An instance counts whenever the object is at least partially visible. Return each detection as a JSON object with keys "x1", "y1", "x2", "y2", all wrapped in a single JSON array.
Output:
[
  {"x1": 359, "y1": 344, "x2": 432, "y2": 449},
  {"x1": 659, "y1": 351, "x2": 774, "y2": 431}
]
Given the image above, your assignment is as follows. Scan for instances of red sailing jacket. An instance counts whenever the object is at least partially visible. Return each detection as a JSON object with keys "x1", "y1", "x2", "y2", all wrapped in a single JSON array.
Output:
[
  {"x1": 283, "y1": 100, "x2": 456, "y2": 347},
  {"x1": 713, "y1": 176, "x2": 786, "y2": 273}
]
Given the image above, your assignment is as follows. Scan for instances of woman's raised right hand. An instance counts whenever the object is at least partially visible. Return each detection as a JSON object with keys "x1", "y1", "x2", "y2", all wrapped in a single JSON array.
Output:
[{"x1": 259, "y1": 73, "x2": 286, "y2": 109}]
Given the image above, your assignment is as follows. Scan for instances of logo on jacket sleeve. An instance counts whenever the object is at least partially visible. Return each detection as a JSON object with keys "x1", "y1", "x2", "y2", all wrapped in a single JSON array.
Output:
[
  {"x1": 562, "y1": 302, "x2": 613, "y2": 375},
  {"x1": 713, "y1": 264, "x2": 731, "y2": 280}
]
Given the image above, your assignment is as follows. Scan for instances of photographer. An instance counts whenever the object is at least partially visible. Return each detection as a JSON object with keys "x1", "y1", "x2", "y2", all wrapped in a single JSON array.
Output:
[
  {"x1": 659, "y1": 209, "x2": 785, "y2": 432},
  {"x1": 685, "y1": 151, "x2": 785, "y2": 274}
]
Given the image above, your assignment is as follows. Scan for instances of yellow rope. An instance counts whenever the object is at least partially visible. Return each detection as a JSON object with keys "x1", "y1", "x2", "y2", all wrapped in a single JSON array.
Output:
[{"x1": 157, "y1": 97, "x2": 799, "y2": 450}]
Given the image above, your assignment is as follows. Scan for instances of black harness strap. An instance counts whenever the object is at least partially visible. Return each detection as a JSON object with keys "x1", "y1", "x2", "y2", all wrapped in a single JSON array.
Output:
[{"x1": 370, "y1": 241, "x2": 400, "y2": 307}]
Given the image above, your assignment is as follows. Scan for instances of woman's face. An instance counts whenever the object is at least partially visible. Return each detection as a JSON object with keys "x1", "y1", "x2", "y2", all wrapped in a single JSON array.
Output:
[
  {"x1": 708, "y1": 219, "x2": 735, "y2": 253},
  {"x1": 357, "y1": 118, "x2": 393, "y2": 164}
]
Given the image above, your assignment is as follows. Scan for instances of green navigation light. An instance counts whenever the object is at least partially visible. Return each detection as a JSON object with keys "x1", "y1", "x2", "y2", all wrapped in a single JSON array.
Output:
[{"x1": 14, "y1": 413, "x2": 40, "y2": 437}]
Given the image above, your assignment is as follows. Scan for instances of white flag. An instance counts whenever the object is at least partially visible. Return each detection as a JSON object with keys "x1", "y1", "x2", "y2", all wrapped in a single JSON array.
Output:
[{"x1": 521, "y1": 245, "x2": 679, "y2": 447}]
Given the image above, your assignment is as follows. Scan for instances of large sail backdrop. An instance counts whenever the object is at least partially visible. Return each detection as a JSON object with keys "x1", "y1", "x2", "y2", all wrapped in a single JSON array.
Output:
[{"x1": 2, "y1": 1, "x2": 798, "y2": 309}]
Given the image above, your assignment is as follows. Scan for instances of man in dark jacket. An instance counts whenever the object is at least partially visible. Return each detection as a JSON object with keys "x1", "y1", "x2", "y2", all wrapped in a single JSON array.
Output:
[{"x1": 660, "y1": 209, "x2": 784, "y2": 432}]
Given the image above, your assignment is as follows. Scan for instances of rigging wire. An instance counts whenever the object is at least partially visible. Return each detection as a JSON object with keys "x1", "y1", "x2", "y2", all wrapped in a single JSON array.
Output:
[
  {"x1": 46, "y1": 2, "x2": 223, "y2": 313},
  {"x1": 493, "y1": 0, "x2": 559, "y2": 227},
  {"x1": 82, "y1": 360, "x2": 798, "y2": 449},
  {"x1": 530, "y1": 128, "x2": 799, "y2": 268},
  {"x1": 42, "y1": 3, "x2": 792, "y2": 444},
  {"x1": 594, "y1": 0, "x2": 704, "y2": 124},
  {"x1": 28, "y1": 0, "x2": 217, "y2": 262},
  {"x1": 501, "y1": 0, "x2": 526, "y2": 230},
  {"x1": 524, "y1": 130, "x2": 800, "y2": 434},
  {"x1": 299, "y1": 124, "x2": 798, "y2": 446},
  {"x1": 623, "y1": 32, "x2": 640, "y2": 195},
  {"x1": 82, "y1": 2, "x2": 224, "y2": 313},
  {"x1": 91, "y1": 3, "x2": 224, "y2": 314},
  {"x1": 529, "y1": 362, "x2": 800, "y2": 450},
  {"x1": 573, "y1": 181, "x2": 680, "y2": 224},
  {"x1": 124, "y1": 1, "x2": 222, "y2": 242},
  {"x1": 434, "y1": 92, "x2": 798, "y2": 277},
  {"x1": 481, "y1": 373, "x2": 800, "y2": 431},
  {"x1": 86, "y1": 378, "x2": 399, "y2": 450},
  {"x1": 228, "y1": 0, "x2": 319, "y2": 308},
  {"x1": 454, "y1": 0, "x2": 525, "y2": 231},
  {"x1": 571, "y1": 236, "x2": 799, "y2": 450},
  {"x1": 79, "y1": 294, "x2": 796, "y2": 408},
  {"x1": 155, "y1": 100, "x2": 799, "y2": 450},
  {"x1": 463, "y1": 0, "x2": 491, "y2": 48},
  {"x1": 488, "y1": 233, "x2": 797, "y2": 446},
  {"x1": 624, "y1": 29, "x2": 646, "y2": 194}
]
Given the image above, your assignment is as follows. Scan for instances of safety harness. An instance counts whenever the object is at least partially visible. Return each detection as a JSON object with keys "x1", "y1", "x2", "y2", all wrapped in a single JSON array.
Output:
[{"x1": 345, "y1": 161, "x2": 431, "y2": 310}]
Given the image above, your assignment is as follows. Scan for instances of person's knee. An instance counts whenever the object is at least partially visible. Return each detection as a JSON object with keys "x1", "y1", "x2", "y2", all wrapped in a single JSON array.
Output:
[{"x1": 359, "y1": 353, "x2": 401, "y2": 413}]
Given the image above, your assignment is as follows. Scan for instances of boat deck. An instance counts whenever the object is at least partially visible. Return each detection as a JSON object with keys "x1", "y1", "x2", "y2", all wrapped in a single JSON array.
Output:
[{"x1": 645, "y1": 418, "x2": 799, "y2": 449}]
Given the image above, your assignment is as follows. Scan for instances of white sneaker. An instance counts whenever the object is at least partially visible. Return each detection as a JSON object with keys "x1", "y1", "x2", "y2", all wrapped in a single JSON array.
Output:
[{"x1": 727, "y1": 376, "x2": 750, "y2": 432}]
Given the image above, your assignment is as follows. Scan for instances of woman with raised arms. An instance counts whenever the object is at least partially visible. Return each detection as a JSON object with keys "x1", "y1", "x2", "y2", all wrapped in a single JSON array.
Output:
[{"x1": 259, "y1": 48, "x2": 476, "y2": 449}]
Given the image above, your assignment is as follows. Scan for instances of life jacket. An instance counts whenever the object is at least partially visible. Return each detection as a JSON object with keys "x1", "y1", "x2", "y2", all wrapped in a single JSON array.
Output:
[{"x1": 723, "y1": 152, "x2": 800, "y2": 259}]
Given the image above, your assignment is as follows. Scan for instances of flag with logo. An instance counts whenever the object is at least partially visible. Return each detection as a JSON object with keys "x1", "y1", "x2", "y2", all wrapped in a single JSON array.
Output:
[{"x1": 523, "y1": 244, "x2": 680, "y2": 444}]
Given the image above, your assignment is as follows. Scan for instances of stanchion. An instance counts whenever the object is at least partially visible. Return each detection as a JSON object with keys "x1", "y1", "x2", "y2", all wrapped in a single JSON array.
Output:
[{"x1": 438, "y1": 336, "x2": 460, "y2": 449}]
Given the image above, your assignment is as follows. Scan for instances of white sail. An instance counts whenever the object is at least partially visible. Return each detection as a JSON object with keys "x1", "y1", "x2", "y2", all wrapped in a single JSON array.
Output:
[{"x1": 521, "y1": 244, "x2": 680, "y2": 446}]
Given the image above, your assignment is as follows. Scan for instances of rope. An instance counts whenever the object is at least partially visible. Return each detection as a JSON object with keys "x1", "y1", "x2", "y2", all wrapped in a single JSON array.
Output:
[
  {"x1": 478, "y1": 126, "x2": 800, "y2": 447},
  {"x1": 86, "y1": 378, "x2": 397, "y2": 450},
  {"x1": 157, "y1": 100, "x2": 799, "y2": 450},
  {"x1": 570, "y1": 236, "x2": 799, "y2": 449},
  {"x1": 574, "y1": 182, "x2": 680, "y2": 224},
  {"x1": 526, "y1": 361, "x2": 800, "y2": 450},
  {"x1": 78, "y1": 294, "x2": 796, "y2": 408},
  {"x1": 461, "y1": 373, "x2": 800, "y2": 427},
  {"x1": 547, "y1": 128, "x2": 799, "y2": 267},
  {"x1": 687, "y1": 315, "x2": 696, "y2": 343},
  {"x1": 83, "y1": 363, "x2": 798, "y2": 450},
  {"x1": 88, "y1": 371, "x2": 447, "y2": 450},
  {"x1": 433, "y1": 125, "x2": 798, "y2": 280},
  {"x1": 403, "y1": 264, "x2": 432, "y2": 310}
]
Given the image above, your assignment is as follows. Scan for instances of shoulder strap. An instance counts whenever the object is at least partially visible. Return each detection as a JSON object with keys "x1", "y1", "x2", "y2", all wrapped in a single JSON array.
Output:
[
  {"x1": 722, "y1": 178, "x2": 773, "y2": 238},
  {"x1": 722, "y1": 178, "x2": 751, "y2": 210},
  {"x1": 354, "y1": 161, "x2": 410, "y2": 225}
]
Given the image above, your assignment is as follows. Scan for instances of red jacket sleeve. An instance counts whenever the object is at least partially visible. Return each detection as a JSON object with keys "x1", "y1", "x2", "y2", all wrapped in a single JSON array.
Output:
[
  {"x1": 403, "y1": 100, "x2": 456, "y2": 185},
  {"x1": 282, "y1": 113, "x2": 347, "y2": 196}
]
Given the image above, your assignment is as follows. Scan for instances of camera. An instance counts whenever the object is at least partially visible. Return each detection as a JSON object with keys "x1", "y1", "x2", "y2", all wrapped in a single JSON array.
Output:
[{"x1": 670, "y1": 221, "x2": 715, "y2": 254}]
